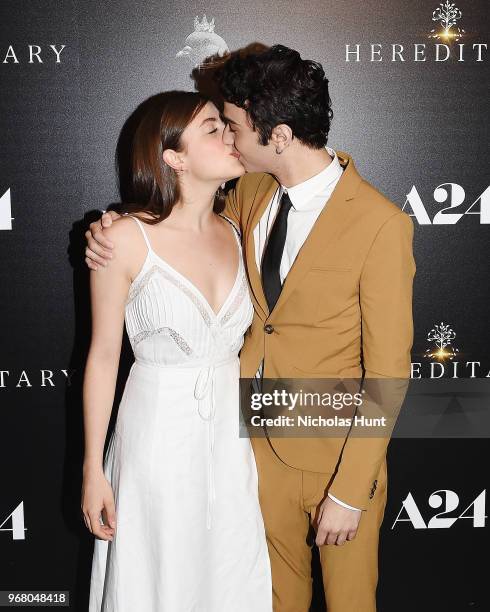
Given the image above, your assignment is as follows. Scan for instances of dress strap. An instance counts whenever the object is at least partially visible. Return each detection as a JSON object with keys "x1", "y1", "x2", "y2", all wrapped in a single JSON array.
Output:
[
  {"x1": 219, "y1": 214, "x2": 241, "y2": 243},
  {"x1": 124, "y1": 214, "x2": 153, "y2": 255}
]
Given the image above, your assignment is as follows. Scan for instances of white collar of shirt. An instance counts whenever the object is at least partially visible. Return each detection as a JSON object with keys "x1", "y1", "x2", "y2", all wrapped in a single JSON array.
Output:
[{"x1": 279, "y1": 146, "x2": 342, "y2": 212}]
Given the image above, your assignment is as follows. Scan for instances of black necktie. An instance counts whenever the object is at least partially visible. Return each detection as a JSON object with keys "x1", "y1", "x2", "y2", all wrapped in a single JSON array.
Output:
[{"x1": 261, "y1": 190, "x2": 294, "y2": 312}]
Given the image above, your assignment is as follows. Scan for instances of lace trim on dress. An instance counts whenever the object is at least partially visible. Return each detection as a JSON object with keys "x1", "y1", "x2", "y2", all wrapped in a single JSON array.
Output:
[
  {"x1": 220, "y1": 276, "x2": 248, "y2": 325},
  {"x1": 130, "y1": 326, "x2": 193, "y2": 354}
]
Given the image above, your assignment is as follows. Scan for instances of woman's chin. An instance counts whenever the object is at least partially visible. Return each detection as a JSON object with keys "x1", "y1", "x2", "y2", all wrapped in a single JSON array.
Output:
[{"x1": 225, "y1": 163, "x2": 246, "y2": 180}]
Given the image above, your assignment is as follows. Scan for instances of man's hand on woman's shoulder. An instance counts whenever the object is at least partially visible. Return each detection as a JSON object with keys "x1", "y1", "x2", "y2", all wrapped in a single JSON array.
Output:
[{"x1": 85, "y1": 210, "x2": 122, "y2": 270}]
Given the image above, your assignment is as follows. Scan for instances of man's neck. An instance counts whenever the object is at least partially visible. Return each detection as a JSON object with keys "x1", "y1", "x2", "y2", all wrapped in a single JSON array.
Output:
[{"x1": 272, "y1": 146, "x2": 333, "y2": 189}]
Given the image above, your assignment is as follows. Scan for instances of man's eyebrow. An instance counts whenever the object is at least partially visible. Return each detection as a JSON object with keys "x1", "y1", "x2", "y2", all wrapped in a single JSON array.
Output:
[{"x1": 220, "y1": 113, "x2": 239, "y2": 126}]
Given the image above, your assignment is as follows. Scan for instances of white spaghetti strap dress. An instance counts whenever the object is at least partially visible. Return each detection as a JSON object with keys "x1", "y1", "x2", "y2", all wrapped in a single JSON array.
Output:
[{"x1": 88, "y1": 213, "x2": 272, "y2": 611}]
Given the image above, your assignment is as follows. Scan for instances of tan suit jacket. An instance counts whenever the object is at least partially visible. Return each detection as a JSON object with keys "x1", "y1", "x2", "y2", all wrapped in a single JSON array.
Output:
[{"x1": 222, "y1": 150, "x2": 416, "y2": 510}]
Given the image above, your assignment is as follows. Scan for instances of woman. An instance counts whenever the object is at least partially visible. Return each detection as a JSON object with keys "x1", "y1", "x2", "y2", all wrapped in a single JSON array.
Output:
[{"x1": 82, "y1": 91, "x2": 272, "y2": 611}]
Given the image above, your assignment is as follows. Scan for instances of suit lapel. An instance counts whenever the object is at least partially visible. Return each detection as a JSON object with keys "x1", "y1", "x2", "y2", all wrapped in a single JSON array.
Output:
[
  {"x1": 270, "y1": 152, "x2": 362, "y2": 318},
  {"x1": 244, "y1": 151, "x2": 362, "y2": 321}
]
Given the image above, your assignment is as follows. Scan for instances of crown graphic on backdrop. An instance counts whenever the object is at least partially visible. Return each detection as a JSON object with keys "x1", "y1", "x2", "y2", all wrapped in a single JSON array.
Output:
[
  {"x1": 424, "y1": 321, "x2": 460, "y2": 361},
  {"x1": 194, "y1": 15, "x2": 215, "y2": 33},
  {"x1": 430, "y1": 1, "x2": 465, "y2": 42},
  {"x1": 176, "y1": 14, "x2": 229, "y2": 68}
]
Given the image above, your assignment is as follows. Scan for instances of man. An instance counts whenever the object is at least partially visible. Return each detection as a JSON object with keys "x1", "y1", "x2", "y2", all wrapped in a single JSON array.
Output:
[{"x1": 84, "y1": 44, "x2": 415, "y2": 611}]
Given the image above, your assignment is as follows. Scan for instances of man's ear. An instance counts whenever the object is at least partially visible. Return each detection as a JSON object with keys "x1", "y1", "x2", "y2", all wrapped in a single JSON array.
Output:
[
  {"x1": 162, "y1": 148, "x2": 185, "y2": 171},
  {"x1": 270, "y1": 124, "x2": 293, "y2": 152}
]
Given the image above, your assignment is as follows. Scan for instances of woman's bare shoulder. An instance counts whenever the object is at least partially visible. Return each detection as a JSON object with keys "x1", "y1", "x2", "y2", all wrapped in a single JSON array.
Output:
[
  {"x1": 100, "y1": 213, "x2": 151, "y2": 270},
  {"x1": 103, "y1": 212, "x2": 154, "y2": 240}
]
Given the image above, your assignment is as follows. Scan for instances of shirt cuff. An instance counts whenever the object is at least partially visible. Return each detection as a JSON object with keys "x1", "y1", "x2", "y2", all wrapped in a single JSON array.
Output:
[{"x1": 327, "y1": 492, "x2": 362, "y2": 512}]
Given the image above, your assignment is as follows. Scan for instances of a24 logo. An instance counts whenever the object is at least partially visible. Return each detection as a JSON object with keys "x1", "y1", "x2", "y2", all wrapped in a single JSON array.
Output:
[
  {"x1": 0, "y1": 501, "x2": 26, "y2": 540},
  {"x1": 392, "y1": 489, "x2": 486, "y2": 528},
  {"x1": 403, "y1": 184, "x2": 490, "y2": 224}
]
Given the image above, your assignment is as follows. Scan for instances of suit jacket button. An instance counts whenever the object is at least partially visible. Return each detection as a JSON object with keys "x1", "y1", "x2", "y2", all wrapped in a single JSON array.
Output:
[{"x1": 264, "y1": 324, "x2": 274, "y2": 334}]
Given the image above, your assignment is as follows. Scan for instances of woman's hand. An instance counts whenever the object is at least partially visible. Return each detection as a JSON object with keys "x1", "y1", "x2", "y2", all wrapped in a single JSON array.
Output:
[
  {"x1": 81, "y1": 467, "x2": 117, "y2": 540},
  {"x1": 85, "y1": 210, "x2": 121, "y2": 270}
]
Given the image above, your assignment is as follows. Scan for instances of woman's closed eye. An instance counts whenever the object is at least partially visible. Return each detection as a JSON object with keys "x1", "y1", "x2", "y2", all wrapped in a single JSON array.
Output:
[{"x1": 209, "y1": 121, "x2": 227, "y2": 135}]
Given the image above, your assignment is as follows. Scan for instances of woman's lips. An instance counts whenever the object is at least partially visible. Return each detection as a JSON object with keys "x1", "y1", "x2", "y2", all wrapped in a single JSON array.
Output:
[{"x1": 230, "y1": 152, "x2": 240, "y2": 158}]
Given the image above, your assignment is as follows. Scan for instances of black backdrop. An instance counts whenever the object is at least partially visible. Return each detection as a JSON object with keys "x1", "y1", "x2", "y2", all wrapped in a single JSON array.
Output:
[{"x1": 1, "y1": 1, "x2": 489, "y2": 610}]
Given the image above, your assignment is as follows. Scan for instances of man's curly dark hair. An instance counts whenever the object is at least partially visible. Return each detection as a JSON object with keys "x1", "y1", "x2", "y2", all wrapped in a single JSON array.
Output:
[{"x1": 215, "y1": 44, "x2": 334, "y2": 149}]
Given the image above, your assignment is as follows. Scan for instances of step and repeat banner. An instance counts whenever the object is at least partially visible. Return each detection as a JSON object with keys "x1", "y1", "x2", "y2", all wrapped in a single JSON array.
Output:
[{"x1": 1, "y1": 1, "x2": 488, "y2": 610}]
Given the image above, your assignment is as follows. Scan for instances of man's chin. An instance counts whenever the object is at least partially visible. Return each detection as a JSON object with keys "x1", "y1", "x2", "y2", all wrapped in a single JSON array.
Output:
[
  {"x1": 239, "y1": 160, "x2": 258, "y2": 173},
  {"x1": 243, "y1": 159, "x2": 269, "y2": 173}
]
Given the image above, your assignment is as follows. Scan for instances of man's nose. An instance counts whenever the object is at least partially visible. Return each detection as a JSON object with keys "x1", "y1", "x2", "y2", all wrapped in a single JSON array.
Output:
[{"x1": 222, "y1": 126, "x2": 234, "y2": 145}]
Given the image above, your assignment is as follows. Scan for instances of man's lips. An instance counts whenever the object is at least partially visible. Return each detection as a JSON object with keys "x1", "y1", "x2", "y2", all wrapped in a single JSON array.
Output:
[{"x1": 230, "y1": 152, "x2": 240, "y2": 158}]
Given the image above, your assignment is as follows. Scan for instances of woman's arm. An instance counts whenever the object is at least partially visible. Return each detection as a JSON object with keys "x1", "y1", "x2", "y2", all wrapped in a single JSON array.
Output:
[{"x1": 81, "y1": 218, "x2": 134, "y2": 539}]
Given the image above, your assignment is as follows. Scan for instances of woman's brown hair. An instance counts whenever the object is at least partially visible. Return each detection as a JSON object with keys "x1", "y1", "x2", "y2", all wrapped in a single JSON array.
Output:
[{"x1": 119, "y1": 91, "x2": 225, "y2": 224}]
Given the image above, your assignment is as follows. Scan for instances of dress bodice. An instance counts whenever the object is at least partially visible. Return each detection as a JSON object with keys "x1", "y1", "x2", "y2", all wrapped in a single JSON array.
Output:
[{"x1": 124, "y1": 213, "x2": 254, "y2": 368}]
